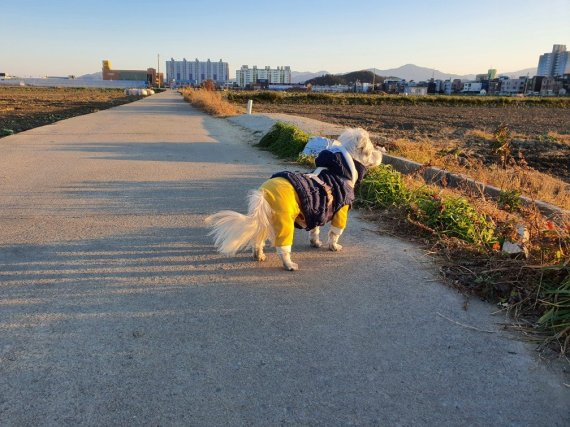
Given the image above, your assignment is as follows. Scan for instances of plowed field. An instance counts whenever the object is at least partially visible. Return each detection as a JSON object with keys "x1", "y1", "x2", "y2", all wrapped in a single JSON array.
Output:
[{"x1": 0, "y1": 86, "x2": 139, "y2": 137}]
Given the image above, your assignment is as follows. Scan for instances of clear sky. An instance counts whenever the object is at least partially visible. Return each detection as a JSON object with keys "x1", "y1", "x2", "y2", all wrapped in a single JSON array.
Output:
[{"x1": 1, "y1": 0, "x2": 569, "y2": 77}]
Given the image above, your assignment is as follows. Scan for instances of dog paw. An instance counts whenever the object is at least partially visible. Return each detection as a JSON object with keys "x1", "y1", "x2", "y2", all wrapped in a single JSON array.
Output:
[
  {"x1": 283, "y1": 262, "x2": 299, "y2": 271},
  {"x1": 252, "y1": 249, "x2": 267, "y2": 262},
  {"x1": 328, "y1": 243, "x2": 343, "y2": 252},
  {"x1": 310, "y1": 239, "x2": 322, "y2": 248}
]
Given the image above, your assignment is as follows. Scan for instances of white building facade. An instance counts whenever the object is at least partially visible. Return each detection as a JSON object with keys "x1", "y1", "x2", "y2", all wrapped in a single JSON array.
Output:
[
  {"x1": 500, "y1": 77, "x2": 528, "y2": 95},
  {"x1": 166, "y1": 58, "x2": 229, "y2": 85},
  {"x1": 236, "y1": 65, "x2": 291, "y2": 87},
  {"x1": 462, "y1": 82, "x2": 483, "y2": 94},
  {"x1": 537, "y1": 45, "x2": 570, "y2": 77}
]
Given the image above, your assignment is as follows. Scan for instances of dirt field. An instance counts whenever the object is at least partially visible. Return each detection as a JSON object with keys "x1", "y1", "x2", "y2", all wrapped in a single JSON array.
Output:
[
  {"x1": 0, "y1": 86, "x2": 140, "y2": 136},
  {"x1": 251, "y1": 102, "x2": 570, "y2": 183}
]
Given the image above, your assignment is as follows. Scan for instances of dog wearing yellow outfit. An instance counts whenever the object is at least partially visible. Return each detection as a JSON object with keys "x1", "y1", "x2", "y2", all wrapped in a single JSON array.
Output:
[{"x1": 206, "y1": 128, "x2": 382, "y2": 271}]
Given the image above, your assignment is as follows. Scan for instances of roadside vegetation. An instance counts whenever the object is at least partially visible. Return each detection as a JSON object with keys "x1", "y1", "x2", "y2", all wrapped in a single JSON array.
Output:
[
  {"x1": 227, "y1": 91, "x2": 570, "y2": 107},
  {"x1": 180, "y1": 85, "x2": 238, "y2": 116},
  {"x1": 387, "y1": 130, "x2": 570, "y2": 210}
]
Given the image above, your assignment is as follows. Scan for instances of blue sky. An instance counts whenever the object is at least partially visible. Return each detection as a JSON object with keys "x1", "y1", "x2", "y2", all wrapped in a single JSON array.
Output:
[{"x1": 1, "y1": 0, "x2": 569, "y2": 77}]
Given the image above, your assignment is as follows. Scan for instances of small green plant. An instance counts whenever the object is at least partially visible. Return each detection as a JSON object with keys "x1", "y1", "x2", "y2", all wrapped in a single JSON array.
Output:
[
  {"x1": 412, "y1": 192, "x2": 496, "y2": 245},
  {"x1": 498, "y1": 189, "x2": 522, "y2": 212},
  {"x1": 257, "y1": 122, "x2": 310, "y2": 159},
  {"x1": 356, "y1": 165, "x2": 410, "y2": 209},
  {"x1": 538, "y1": 265, "x2": 570, "y2": 353},
  {"x1": 297, "y1": 153, "x2": 316, "y2": 168}
]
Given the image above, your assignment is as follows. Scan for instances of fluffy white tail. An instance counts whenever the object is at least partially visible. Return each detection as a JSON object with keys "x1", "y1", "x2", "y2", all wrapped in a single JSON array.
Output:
[{"x1": 205, "y1": 190, "x2": 273, "y2": 256}]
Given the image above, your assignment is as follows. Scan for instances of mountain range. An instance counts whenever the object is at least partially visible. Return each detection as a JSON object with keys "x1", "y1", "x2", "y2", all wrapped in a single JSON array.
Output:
[{"x1": 291, "y1": 64, "x2": 537, "y2": 83}]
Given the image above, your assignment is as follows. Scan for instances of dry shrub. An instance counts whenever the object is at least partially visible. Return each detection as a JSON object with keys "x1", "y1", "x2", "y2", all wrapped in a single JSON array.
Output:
[
  {"x1": 180, "y1": 88, "x2": 237, "y2": 117},
  {"x1": 388, "y1": 137, "x2": 440, "y2": 164},
  {"x1": 388, "y1": 137, "x2": 570, "y2": 210}
]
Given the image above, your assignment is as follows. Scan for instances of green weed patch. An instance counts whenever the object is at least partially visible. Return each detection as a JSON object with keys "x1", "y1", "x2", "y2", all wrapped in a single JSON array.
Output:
[
  {"x1": 411, "y1": 192, "x2": 496, "y2": 245},
  {"x1": 356, "y1": 165, "x2": 410, "y2": 209},
  {"x1": 257, "y1": 122, "x2": 310, "y2": 159}
]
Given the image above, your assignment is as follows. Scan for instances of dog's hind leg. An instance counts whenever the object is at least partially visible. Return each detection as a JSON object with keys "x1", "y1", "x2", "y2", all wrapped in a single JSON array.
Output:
[
  {"x1": 252, "y1": 244, "x2": 266, "y2": 262},
  {"x1": 252, "y1": 234, "x2": 267, "y2": 262},
  {"x1": 309, "y1": 226, "x2": 322, "y2": 248}
]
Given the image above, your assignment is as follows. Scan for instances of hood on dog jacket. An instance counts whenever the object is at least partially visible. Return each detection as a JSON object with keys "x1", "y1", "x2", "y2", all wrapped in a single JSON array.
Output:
[{"x1": 271, "y1": 149, "x2": 367, "y2": 230}]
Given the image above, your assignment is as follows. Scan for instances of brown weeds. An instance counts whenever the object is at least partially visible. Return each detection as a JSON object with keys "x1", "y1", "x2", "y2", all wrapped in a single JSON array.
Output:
[
  {"x1": 388, "y1": 137, "x2": 570, "y2": 210},
  {"x1": 180, "y1": 88, "x2": 238, "y2": 117}
]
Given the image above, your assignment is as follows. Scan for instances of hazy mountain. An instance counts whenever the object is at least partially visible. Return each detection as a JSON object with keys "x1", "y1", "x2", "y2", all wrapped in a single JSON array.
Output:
[
  {"x1": 497, "y1": 67, "x2": 537, "y2": 78},
  {"x1": 367, "y1": 64, "x2": 470, "y2": 81},
  {"x1": 295, "y1": 64, "x2": 538, "y2": 83},
  {"x1": 77, "y1": 72, "x2": 102, "y2": 80},
  {"x1": 367, "y1": 64, "x2": 537, "y2": 81},
  {"x1": 291, "y1": 70, "x2": 330, "y2": 84}
]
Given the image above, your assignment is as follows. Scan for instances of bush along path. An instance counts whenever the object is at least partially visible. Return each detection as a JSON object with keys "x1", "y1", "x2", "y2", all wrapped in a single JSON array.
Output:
[{"x1": 258, "y1": 122, "x2": 570, "y2": 357}]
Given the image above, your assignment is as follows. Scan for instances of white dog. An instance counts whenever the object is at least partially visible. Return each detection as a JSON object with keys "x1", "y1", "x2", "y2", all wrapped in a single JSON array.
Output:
[{"x1": 205, "y1": 128, "x2": 382, "y2": 271}]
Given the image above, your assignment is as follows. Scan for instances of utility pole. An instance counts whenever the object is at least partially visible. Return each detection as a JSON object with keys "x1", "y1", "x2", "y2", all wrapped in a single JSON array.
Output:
[{"x1": 157, "y1": 53, "x2": 160, "y2": 89}]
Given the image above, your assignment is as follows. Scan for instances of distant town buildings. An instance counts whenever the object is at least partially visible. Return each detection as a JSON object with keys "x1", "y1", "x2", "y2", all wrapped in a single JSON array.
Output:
[
  {"x1": 166, "y1": 58, "x2": 229, "y2": 86},
  {"x1": 154, "y1": 43, "x2": 569, "y2": 96},
  {"x1": 537, "y1": 45, "x2": 570, "y2": 77},
  {"x1": 236, "y1": 65, "x2": 291, "y2": 88},
  {"x1": 102, "y1": 60, "x2": 163, "y2": 86}
]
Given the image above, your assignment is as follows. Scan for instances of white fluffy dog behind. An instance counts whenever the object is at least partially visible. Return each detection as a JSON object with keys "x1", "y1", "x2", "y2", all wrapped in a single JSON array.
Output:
[{"x1": 206, "y1": 127, "x2": 382, "y2": 271}]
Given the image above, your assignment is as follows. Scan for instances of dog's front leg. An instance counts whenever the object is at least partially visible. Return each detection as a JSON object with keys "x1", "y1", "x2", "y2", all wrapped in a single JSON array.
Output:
[
  {"x1": 327, "y1": 226, "x2": 344, "y2": 252},
  {"x1": 309, "y1": 226, "x2": 322, "y2": 248},
  {"x1": 276, "y1": 246, "x2": 298, "y2": 271}
]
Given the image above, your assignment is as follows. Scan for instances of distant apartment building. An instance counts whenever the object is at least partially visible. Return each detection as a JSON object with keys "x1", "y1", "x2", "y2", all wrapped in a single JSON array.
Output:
[
  {"x1": 461, "y1": 82, "x2": 483, "y2": 94},
  {"x1": 537, "y1": 44, "x2": 570, "y2": 77},
  {"x1": 500, "y1": 76, "x2": 528, "y2": 95},
  {"x1": 166, "y1": 58, "x2": 229, "y2": 85},
  {"x1": 539, "y1": 76, "x2": 565, "y2": 96},
  {"x1": 442, "y1": 79, "x2": 463, "y2": 95},
  {"x1": 236, "y1": 65, "x2": 291, "y2": 87}
]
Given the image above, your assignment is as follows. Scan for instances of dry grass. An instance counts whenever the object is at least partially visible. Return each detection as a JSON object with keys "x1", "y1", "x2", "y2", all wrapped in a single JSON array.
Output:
[
  {"x1": 388, "y1": 137, "x2": 570, "y2": 210},
  {"x1": 465, "y1": 129, "x2": 494, "y2": 141},
  {"x1": 180, "y1": 88, "x2": 238, "y2": 117},
  {"x1": 547, "y1": 131, "x2": 570, "y2": 145}
]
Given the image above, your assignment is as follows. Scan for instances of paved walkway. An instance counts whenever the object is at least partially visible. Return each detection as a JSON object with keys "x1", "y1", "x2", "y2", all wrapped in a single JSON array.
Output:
[{"x1": 0, "y1": 91, "x2": 568, "y2": 426}]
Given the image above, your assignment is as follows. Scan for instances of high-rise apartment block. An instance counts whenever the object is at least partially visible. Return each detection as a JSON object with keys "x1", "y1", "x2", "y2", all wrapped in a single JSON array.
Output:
[
  {"x1": 236, "y1": 65, "x2": 291, "y2": 87},
  {"x1": 537, "y1": 45, "x2": 570, "y2": 77},
  {"x1": 166, "y1": 58, "x2": 229, "y2": 85}
]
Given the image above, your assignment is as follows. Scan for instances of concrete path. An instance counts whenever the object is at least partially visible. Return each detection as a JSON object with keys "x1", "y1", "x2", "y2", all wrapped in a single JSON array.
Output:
[{"x1": 0, "y1": 91, "x2": 568, "y2": 426}]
